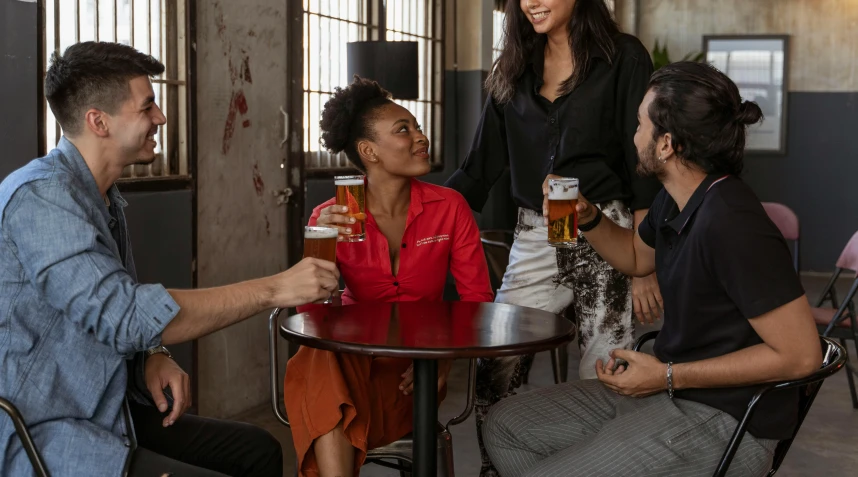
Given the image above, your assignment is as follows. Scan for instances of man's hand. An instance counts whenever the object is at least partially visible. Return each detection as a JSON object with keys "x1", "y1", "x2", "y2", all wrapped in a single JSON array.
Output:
[
  {"x1": 632, "y1": 273, "x2": 663, "y2": 324},
  {"x1": 270, "y1": 257, "x2": 340, "y2": 307},
  {"x1": 596, "y1": 349, "x2": 667, "y2": 398},
  {"x1": 399, "y1": 360, "x2": 454, "y2": 395},
  {"x1": 542, "y1": 174, "x2": 600, "y2": 227},
  {"x1": 145, "y1": 353, "x2": 191, "y2": 427}
]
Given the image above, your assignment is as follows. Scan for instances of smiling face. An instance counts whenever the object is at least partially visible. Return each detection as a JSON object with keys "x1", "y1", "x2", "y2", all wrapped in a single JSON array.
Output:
[
  {"x1": 519, "y1": 0, "x2": 576, "y2": 36},
  {"x1": 360, "y1": 103, "x2": 432, "y2": 178},
  {"x1": 103, "y1": 76, "x2": 166, "y2": 166}
]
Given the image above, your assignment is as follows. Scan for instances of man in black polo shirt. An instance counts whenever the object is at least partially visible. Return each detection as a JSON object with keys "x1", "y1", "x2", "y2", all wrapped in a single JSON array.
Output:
[{"x1": 480, "y1": 62, "x2": 822, "y2": 477}]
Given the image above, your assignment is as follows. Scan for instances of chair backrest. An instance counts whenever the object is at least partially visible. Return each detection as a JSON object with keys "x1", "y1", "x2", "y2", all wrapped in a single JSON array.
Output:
[
  {"x1": 0, "y1": 398, "x2": 50, "y2": 477},
  {"x1": 761, "y1": 202, "x2": 800, "y2": 241},
  {"x1": 766, "y1": 337, "x2": 847, "y2": 475},
  {"x1": 835, "y1": 230, "x2": 858, "y2": 272},
  {"x1": 480, "y1": 230, "x2": 513, "y2": 293}
]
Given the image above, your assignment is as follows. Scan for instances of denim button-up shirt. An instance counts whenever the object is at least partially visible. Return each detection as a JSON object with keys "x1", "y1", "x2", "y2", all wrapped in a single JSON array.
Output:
[{"x1": 0, "y1": 138, "x2": 180, "y2": 476}]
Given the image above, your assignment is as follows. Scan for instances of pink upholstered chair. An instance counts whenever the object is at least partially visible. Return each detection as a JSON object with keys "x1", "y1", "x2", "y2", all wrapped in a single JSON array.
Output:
[
  {"x1": 762, "y1": 202, "x2": 801, "y2": 271},
  {"x1": 813, "y1": 230, "x2": 858, "y2": 408}
]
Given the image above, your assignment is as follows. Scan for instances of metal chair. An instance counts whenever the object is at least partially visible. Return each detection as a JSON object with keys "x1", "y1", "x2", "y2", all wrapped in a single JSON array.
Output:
[
  {"x1": 633, "y1": 331, "x2": 847, "y2": 477},
  {"x1": 761, "y1": 202, "x2": 801, "y2": 272},
  {"x1": 812, "y1": 230, "x2": 858, "y2": 408},
  {"x1": 0, "y1": 397, "x2": 50, "y2": 477},
  {"x1": 269, "y1": 307, "x2": 475, "y2": 476},
  {"x1": 479, "y1": 229, "x2": 570, "y2": 384}
]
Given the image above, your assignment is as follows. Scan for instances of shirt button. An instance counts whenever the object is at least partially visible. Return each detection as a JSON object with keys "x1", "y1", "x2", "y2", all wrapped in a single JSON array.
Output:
[
  {"x1": 402, "y1": 243, "x2": 407, "y2": 249},
  {"x1": 393, "y1": 281, "x2": 399, "y2": 286},
  {"x1": 550, "y1": 155, "x2": 555, "y2": 161},
  {"x1": 550, "y1": 117, "x2": 556, "y2": 124}
]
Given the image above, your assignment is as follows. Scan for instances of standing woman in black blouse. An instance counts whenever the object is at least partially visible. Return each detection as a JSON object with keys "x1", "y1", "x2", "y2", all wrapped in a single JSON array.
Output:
[{"x1": 445, "y1": 1, "x2": 663, "y2": 474}]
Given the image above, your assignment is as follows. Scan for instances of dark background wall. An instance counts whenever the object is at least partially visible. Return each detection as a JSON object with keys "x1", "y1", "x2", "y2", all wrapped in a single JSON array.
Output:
[
  {"x1": 1, "y1": 0, "x2": 40, "y2": 178},
  {"x1": 742, "y1": 92, "x2": 858, "y2": 272}
]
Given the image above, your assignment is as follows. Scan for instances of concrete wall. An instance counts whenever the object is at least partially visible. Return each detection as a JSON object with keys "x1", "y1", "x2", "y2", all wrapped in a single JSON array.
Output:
[
  {"x1": 637, "y1": 0, "x2": 858, "y2": 271},
  {"x1": 195, "y1": 0, "x2": 291, "y2": 418}
]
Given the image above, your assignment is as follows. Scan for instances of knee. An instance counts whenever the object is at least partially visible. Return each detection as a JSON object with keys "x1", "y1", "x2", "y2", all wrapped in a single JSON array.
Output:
[
  {"x1": 481, "y1": 397, "x2": 516, "y2": 451},
  {"x1": 242, "y1": 424, "x2": 284, "y2": 477}
]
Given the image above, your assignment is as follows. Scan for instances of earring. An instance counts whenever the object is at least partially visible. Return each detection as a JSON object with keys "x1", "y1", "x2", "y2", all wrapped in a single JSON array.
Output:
[{"x1": 658, "y1": 155, "x2": 666, "y2": 164}]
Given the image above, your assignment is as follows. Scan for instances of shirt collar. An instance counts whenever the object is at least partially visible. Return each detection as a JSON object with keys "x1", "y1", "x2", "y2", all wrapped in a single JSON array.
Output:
[
  {"x1": 407, "y1": 178, "x2": 445, "y2": 221},
  {"x1": 57, "y1": 136, "x2": 128, "y2": 209},
  {"x1": 665, "y1": 174, "x2": 731, "y2": 234}
]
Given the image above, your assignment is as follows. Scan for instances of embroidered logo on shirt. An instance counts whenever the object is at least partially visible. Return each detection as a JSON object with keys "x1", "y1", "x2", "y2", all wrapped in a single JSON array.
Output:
[{"x1": 416, "y1": 234, "x2": 450, "y2": 247}]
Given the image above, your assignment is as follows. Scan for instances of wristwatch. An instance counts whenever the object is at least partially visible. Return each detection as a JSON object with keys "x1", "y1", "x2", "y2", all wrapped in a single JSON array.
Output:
[{"x1": 145, "y1": 345, "x2": 173, "y2": 359}]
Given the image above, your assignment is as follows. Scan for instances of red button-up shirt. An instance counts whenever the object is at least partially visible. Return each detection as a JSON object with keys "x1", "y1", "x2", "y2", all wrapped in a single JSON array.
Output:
[{"x1": 308, "y1": 179, "x2": 493, "y2": 304}]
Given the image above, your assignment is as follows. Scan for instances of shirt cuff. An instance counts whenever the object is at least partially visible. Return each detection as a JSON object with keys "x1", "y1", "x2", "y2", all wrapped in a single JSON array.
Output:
[
  {"x1": 445, "y1": 170, "x2": 489, "y2": 213},
  {"x1": 134, "y1": 284, "x2": 181, "y2": 350}
]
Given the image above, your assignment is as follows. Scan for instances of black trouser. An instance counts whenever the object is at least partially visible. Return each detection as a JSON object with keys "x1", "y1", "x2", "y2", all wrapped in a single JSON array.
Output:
[{"x1": 127, "y1": 401, "x2": 282, "y2": 477}]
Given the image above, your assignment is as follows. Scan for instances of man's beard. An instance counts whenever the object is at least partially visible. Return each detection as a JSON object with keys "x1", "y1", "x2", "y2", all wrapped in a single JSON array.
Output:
[{"x1": 635, "y1": 139, "x2": 666, "y2": 180}]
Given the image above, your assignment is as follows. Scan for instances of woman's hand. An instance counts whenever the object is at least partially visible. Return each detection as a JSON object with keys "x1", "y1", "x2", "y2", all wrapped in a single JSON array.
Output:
[{"x1": 315, "y1": 205, "x2": 357, "y2": 242}]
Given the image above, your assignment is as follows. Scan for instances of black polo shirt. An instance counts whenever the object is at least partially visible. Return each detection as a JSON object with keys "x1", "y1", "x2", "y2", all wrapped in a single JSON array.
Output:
[
  {"x1": 638, "y1": 174, "x2": 805, "y2": 440},
  {"x1": 446, "y1": 34, "x2": 662, "y2": 213}
]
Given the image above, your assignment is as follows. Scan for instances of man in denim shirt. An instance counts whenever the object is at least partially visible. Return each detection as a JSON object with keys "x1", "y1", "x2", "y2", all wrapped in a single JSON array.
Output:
[{"x1": 0, "y1": 42, "x2": 340, "y2": 476}]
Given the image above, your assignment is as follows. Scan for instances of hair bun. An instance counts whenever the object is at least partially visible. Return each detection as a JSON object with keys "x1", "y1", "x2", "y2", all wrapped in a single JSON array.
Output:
[
  {"x1": 319, "y1": 75, "x2": 392, "y2": 154},
  {"x1": 737, "y1": 100, "x2": 764, "y2": 126}
]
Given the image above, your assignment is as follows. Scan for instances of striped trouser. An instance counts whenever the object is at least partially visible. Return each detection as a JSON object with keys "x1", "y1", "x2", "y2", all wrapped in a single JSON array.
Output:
[
  {"x1": 482, "y1": 379, "x2": 777, "y2": 477},
  {"x1": 475, "y1": 203, "x2": 636, "y2": 476}
]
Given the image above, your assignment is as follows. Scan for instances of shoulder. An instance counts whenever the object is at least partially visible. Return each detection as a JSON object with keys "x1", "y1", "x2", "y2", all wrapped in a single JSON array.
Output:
[
  {"x1": 419, "y1": 181, "x2": 470, "y2": 209},
  {"x1": 613, "y1": 33, "x2": 651, "y2": 64},
  {"x1": 0, "y1": 152, "x2": 81, "y2": 223},
  {"x1": 697, "y1": 177, "x2": 773, "y2": 236}
]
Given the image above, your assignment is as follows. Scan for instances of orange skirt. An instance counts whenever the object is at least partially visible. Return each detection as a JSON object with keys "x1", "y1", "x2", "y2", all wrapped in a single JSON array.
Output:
[{"x1": 284, "y1": 347, "x2": 446, "y2": 476}]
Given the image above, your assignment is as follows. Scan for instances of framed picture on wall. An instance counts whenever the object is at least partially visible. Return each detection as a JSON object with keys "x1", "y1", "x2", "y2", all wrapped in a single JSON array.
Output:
[{"x1": 703, "y1": 35, "x2": 790, "y2": 154}]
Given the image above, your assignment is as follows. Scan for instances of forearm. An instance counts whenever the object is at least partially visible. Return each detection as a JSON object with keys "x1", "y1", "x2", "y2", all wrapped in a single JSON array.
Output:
[
  {"x1": 161, "y1": 278, "x2": 274, "y2": 345},
  {"x1": 580, "y1": 210, "x2": 645, "y2": 276},
  {"x1": 674, "y1": 343, "x2": 815, "y2": 390}
]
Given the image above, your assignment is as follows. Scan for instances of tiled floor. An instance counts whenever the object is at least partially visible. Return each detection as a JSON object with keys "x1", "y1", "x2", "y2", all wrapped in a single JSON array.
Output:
[{"x1": 236, "y1": 276, "x2": 858, "y2": 476}]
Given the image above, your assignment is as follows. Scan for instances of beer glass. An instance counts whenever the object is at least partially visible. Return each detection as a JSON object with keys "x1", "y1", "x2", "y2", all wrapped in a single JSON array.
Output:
[
  {"x1": 303, "y1": 226, "x2": 338, "y2": 303},
  {"x1": 547, "y1": 177, "x2": 579, "y2": 248},
  {"x1": 334, "y1": 175, "x2": 367, "y2": 242}
]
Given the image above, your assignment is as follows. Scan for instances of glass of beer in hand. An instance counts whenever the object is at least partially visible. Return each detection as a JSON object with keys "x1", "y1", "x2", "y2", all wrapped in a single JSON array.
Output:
[
  {"x1": 334, "y1": 175, "x2": 367, "y2": 242},
  {"x1": 547, "y1": 177, "x2": 579, "y2": 248},
  {"x1": 303, "y1": 226, "x2": 339, "y2": 303}
]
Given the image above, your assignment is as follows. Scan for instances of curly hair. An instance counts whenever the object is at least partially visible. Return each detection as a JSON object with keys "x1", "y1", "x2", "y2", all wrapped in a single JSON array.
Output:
[
  {"x1": 648, "y1": 61, "x2": 763, "y2": 176},
  {"x1": 320, "y1": 76, "x2": 393, "y2": 171},
  {"x1": 46, "y1": 42, "x2": 164, "y2": 136}
]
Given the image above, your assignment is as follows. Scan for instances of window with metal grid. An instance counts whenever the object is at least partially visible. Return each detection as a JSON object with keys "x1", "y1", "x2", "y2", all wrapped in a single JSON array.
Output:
[
  {"x1": 302, "y1": 0, "x2": 444, "y2": 175},
  {"x1": 43, "y1": 0, "x2": 190, "y2": 181}
]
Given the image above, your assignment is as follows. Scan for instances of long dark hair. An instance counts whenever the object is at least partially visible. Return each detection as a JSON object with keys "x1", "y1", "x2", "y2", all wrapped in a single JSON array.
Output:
[
  {"x1": 648, "y1": 62, "x2": 763, "y2": 175},
  {"x1": 486, "y1": 0, "x2": 619, "y2": 103}
]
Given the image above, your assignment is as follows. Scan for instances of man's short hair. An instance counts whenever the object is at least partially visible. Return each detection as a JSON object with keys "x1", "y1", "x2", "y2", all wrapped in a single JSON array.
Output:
[
  {"x1": 647, "y1": 62, "x2": 764, "y2": 176},
  {"x1": 45, "y1": 42, "x2": 165, "y2": 136}
]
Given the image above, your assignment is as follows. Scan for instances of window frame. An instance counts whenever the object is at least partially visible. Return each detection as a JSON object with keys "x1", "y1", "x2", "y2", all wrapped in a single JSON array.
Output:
[
  {"x1": 297, "y1": 0, "x2": 446, "y2": 178},
  {"x1": 37, "y1": 0, "x2": 196, "y2": 192}
]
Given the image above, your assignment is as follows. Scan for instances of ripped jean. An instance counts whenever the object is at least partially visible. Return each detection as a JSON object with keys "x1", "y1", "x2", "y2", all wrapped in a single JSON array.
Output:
[{"x1": 475, "y1": 202, "x2": 635, "y2": 477}]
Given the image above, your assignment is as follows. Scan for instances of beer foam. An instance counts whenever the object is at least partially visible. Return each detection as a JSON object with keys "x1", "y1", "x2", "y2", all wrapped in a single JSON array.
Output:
[
  {"x1": 304, "y1": 227, "x2": 339, "y2": 239},
  {"x1": 548, "y1": 183, "x2": 579, "y2": 200},
  {"x1": 335, "y1": 179, "x2": 364, "y2": 186}
]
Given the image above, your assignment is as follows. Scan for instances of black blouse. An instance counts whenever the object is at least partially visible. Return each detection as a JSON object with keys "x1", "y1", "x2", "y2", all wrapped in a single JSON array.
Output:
[{"x1": 446, "y1": 33, "x2": 662, "y2": 213}]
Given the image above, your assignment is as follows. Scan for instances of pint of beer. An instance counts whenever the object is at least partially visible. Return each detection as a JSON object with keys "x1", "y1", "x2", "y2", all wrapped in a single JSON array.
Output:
[
  {"x1": 334, "y1": 175, "x2": 367, "y2": 242},
  {"x1": 547, "y1": 177, "x2": 579, "y2": 248},
  {"x1": 304, "y1": 226, "x2": 338, "y2": 303}
]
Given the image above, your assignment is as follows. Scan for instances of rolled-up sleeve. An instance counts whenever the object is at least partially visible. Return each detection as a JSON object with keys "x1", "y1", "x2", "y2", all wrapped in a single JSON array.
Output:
[
  {"x1": 4, "y1": 183, "x2": 179, "y2": 355},
  {"x1": 445, "y1": 96, "x2": 510, "y2": 213}
]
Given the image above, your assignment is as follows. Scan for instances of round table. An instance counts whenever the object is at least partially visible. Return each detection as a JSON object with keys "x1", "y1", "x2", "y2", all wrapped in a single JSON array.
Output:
[{"x1": 280, "y1": 301, "x2": 576, "y2": 477}]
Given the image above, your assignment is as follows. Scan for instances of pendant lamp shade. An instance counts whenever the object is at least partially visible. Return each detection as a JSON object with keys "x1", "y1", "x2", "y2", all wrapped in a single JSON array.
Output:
[{"x1": 346, "y1": 41, "x2": 419, "y2": 100}]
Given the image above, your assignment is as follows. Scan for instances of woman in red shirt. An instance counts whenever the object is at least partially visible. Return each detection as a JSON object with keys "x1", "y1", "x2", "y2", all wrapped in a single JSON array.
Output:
[{"x1": 285, "y1": 77, "x2": 493, "y2": 477}]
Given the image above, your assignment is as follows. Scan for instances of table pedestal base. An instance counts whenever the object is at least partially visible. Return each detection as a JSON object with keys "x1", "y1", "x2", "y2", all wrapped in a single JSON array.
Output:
[{"x1": 413, "y1": 359, "x2": 438, "y2": 477}]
